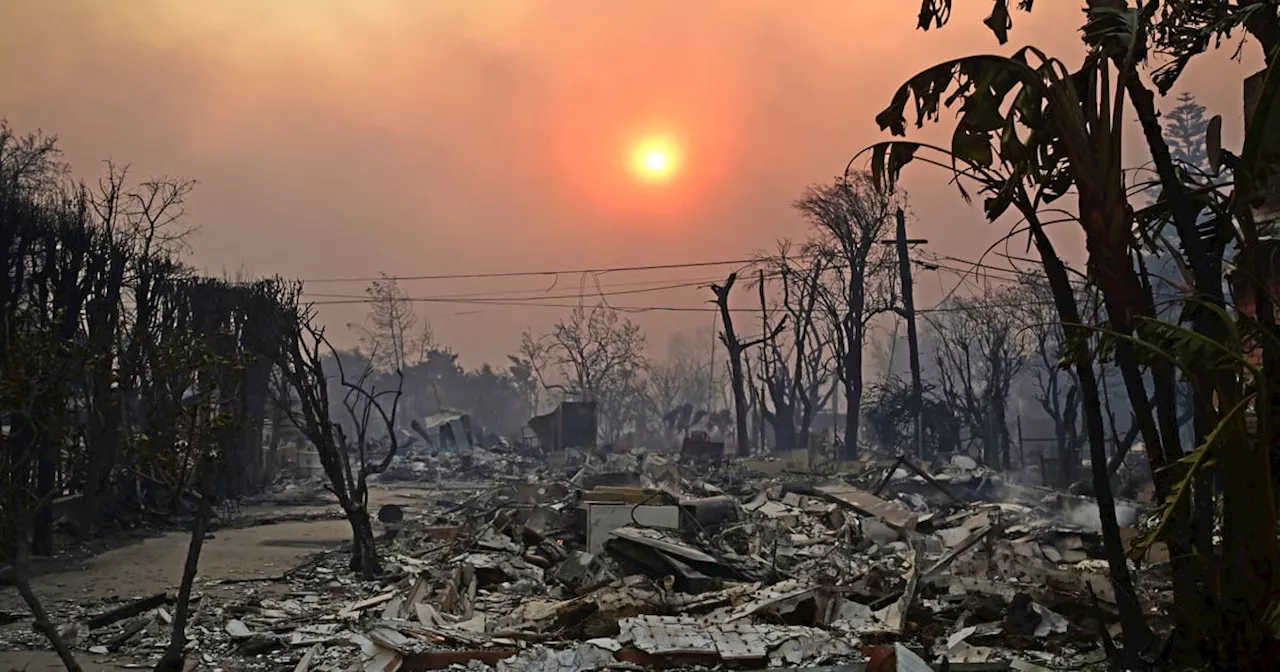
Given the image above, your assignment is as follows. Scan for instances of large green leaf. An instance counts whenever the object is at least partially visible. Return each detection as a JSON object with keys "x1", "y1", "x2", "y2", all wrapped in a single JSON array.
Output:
[
  {"x1": 876, "y1": 53, "x2": 1048, "y2": 136},
  {"x1": 1081, "y1": 2, "x2": 1153, "y2": 62},
  {"x1": 1131, "y1": 392, "x2": 1254, "y2": 561},
  {"x1": 873, "y1": 52, "x2": 1075, "y2": 202},
  {"x1": 915, "y1": 0, "x2": 1037, "y2": 44},
  {"x1": 866, "y1": 141, "x2": 922, "y2": 194},
  {"x1": 1150, "y1": 1, "x2": 1276, "y2": 93}
]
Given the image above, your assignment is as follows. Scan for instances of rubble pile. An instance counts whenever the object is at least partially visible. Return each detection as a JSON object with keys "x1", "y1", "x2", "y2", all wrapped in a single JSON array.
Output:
[
  {"x1": 1, "y1": 451, "x2": 1163, "y2": 671},
  {"x1": 379, "y1": 443, "x2": 548, "y2": 483}
]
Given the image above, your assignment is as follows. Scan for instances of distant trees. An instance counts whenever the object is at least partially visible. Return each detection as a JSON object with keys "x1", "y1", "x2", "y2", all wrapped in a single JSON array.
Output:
[
  {"x1": 520, "y1": 303, "x2": 649, "y2": 442},
  {"x1": 1020, "y1": 278, "x2": 1088, "y2": 487},
  {"x1": 925, "y1": 281, "x2": 1038, "y2": 469},
  {"x1": 1164, "y1": 92, "x2": 1211, "y2": 171},
  {"x1": 337, "y1": 274, "x2": 534, "y2": 440},
  {"x1": 661, "y1": 327, "x2": 725, "y2": 414},
  {"x1": 313, "y1": 346, "x2": 534, "y2": 443},
  {"x1": 400, "y1": 349, "x2": 532, "y2": 437}
]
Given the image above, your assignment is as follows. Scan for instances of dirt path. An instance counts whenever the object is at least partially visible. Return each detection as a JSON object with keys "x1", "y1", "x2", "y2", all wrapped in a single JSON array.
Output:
[{"x1": 0, "y1": 484, "x2": 440, "y2": 670}]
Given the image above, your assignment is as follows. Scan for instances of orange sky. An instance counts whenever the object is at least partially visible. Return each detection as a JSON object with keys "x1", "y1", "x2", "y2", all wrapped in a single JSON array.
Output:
[{"x1": 0, "y1": 1, "x2": 1265, "y2": 365}]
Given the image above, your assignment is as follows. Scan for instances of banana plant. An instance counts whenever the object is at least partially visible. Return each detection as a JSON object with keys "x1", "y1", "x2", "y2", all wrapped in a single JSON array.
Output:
[
  {"x1": 860, "y1": 43, "x2": 1168, "y2": 658},
  {"x1": 889, "y1": 0, "x2": 1280, "y2": 663}
]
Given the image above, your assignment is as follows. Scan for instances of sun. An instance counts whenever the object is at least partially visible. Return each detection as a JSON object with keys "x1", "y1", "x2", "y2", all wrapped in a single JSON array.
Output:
[
  {"x1": 631, "y1": 138, "x2": 679, "y2": 183},
  {"x1": 645, "y1": 150, "x2": 668, "y2": 172}
]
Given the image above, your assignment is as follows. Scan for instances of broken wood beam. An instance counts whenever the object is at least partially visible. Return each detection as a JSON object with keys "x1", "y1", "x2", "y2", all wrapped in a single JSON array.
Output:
[
  {"x1": 87, "y1": 592, "x2": 169, "y2": 629},
  {"x1": 923, "y1": 525, "x2": 992, "y2": 577},
  {"x1": 870, "y1": 457, "x2": 905, "y2": 497},
  {"x1": 896, "y1": 455, "x2": 963, "y2": 503},
  {"x1": 103, "y1": 617, "x2": 149, "y2": 650}
]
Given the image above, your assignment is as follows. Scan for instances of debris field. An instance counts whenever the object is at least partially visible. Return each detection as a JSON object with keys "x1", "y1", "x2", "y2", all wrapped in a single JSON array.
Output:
[{"x1": 0, "y1": 446, "x2": 1166, "y2": 672}]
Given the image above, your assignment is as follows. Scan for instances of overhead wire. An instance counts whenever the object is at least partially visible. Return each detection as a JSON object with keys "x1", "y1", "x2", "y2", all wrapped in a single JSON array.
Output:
[
  {"x1": 308, "y1": 281, "x2": 717, "y2": 306},
  {"x1": 301, "y1": 273, "x2": 734, "y2": 301},
  {"x1": 303, "y1": 249, "x2": 1071, "y2": 315},
  {"x1": 299, "y1": 257, "x2": 763, "y2": 284}
]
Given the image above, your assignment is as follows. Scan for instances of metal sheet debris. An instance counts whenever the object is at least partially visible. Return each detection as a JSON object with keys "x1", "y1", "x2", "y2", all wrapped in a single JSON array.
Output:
[{"x1": 585, "y1": 504, "x2": 680, "y2": 554}]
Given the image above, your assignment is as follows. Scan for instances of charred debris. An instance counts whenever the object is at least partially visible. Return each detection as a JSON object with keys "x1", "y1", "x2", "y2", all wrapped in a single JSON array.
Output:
[{"x1": 1, "y1": 409, "x2": 1165, "y2": 672}]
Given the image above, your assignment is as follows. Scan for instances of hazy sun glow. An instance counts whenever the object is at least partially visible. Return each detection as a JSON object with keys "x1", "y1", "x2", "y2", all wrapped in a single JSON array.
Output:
[{"x1": 632, "y1": 138, "x2": 679, "y2": 182}]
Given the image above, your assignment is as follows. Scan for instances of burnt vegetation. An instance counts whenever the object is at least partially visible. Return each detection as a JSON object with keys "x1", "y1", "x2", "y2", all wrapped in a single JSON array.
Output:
[{"x1": 0, "y1": 124, "x2": 408, "y2": 668}]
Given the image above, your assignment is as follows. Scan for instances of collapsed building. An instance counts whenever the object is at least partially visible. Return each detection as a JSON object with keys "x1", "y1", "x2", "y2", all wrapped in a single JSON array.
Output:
[{"x1": 2, "y1": 439, "x2": 1165, "y2": 671}]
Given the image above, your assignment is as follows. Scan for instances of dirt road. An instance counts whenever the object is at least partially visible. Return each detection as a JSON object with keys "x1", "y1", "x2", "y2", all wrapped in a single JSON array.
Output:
[{"x1": 0, "y1": 484, "x2": 432, "y2": 670}]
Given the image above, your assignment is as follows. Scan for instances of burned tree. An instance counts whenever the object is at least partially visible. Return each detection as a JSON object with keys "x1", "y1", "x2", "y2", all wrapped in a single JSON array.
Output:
[
  {"x1": 756, "y1": 248, "x2": 834, "y2": 454},
  {"x1": 864, "y1": 376, "x2": 960, "y2": 457},
  {"x1": 799, "y1": 173, "x2": 900, "y2": 458},
  {"x1": 277, "y1": 302, "x2": 403, "y2": 579},
  {"x1": 711, "y1": 273, "x2": 782, "y2": 456},
  {"x1": 1021, "y1": 278, "x2": 1090, "y2": 486},
  {"x1": 925, "y1": 282, "x2": 1035, "y2": 469},
  {"x1": 357, "y1": 272, "x2": 434, "y2": 371}
]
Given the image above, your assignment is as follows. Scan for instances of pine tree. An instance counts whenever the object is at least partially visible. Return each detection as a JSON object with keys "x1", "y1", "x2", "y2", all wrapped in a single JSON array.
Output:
[{"x1": 1164, "y1": 91, "x2": 1209, "y2": 172}]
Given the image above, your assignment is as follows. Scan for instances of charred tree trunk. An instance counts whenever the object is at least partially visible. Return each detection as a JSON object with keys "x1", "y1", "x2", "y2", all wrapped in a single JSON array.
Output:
[
  {"x1": 1026, "y1": 206, "x2": 1152, "y2": 659},
  {"x1": 797, "y1": 378, "x2": 822, "y2": 453},
  {"x1": 13, "y1": 540, "x2": 82, "y2": 672},
  {"x1": 346, "y1": 505, "x2": 381, "y2": 579},
  {"x1": 842, "y1": 344, "x2": 864, "y2": 460},
  {"x1": 155, "y1": 479, "x2": 213, "y2": 672},
  {"x1": 1086, "y1": 210, "x2": 1199, "y2": 658},
  {"x1": 713, "y1": 274, "x2": 753, "y2": 456},
  {"x1": 81, "y1": 247, "x2": 126, "y2": 540},
  {"x1": 237, "y1": 356, "x2": 273, "y2": 492},
  {"x1": 761, "y1": 389, "x2": 798, "y2": 454}
]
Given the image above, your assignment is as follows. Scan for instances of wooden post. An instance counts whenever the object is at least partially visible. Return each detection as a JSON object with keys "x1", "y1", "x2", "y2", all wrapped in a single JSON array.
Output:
[{"x1": 883, "y1": 208, "x2": 927, "y2": 458}]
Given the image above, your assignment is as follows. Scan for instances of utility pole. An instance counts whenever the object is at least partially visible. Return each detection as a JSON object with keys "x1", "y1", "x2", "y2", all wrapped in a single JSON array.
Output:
[{"x1": 881, "y1": 208, "x2": 927, "y2": 458}]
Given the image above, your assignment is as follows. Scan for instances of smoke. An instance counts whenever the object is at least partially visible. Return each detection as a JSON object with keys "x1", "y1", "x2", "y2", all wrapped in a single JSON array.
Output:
[{"x1": 1061, "y1": 500, "x2": 1140, "y2": 532}]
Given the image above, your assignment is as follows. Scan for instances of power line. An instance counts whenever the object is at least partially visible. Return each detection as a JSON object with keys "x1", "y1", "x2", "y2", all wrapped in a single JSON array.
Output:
[
  {"x1": 300, "y1": 258, "x2": 760, "y2": 284},
  {"x1": 309, "y1": 279, "x2": 727, "y2": 307},
  {"x1": 302, "y1": 273, "x2": 731, "y2": 300},
  {"x1": 918, "y1": 299, "x2": 1055, "y2": 314},
  {"x1": 315, "y1": 296, "x2": 744, "y2": 313},
  {"x1": 303, "y1": 250, "x2": 1062, "y2": 315},
  {"x1": 928, "y1": 253, "x2": 1042, "y2": 278},
  {"x1": 922, "y1": 253, "x2": 1091, "y2": 289}
]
